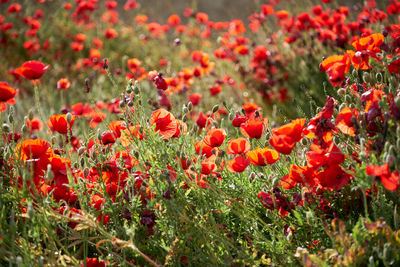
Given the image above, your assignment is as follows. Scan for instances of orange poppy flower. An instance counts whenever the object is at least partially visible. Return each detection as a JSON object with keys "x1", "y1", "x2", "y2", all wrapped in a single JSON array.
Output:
[
  {"x1": 227, "y1": 138, "x2": 251, "y2": 155},
  {"x1": 203, "y1": 128, "x2": 226, "y2": 148},
  {"x1": 201, "y1": 157, "x2": 217, "y2": 175},
  {"x1": 47, "y1": 114, "x2": 76, "y2": 134},
  {"x1": 120, "y1": 124, "x2": 145, "y2": 147},
  {"x1": 150, "y1": 109, "x2": 177, "y2": 139},
  {"x1": 167, "y1": 14, "x2": 181, "y2": 26},
  {"x1": 272, "y1": 118, "x2": 306, "y2": 142},
  {"x1": 335, "y1": 107, "x2": 359, "y2": 136},
  {"x1": 108, "y1": 120, "x2": 126, "y2": 138},
  {"x1": 0, "y1": 81, "x2": 17, "y2": 112},
  {"x1": 246, "y1": 147, "x2": 280, "y2": 166},
  {"x1": 227, "y1": 156, "x2": 250, "y2": 173},
  {"x1": 15, "y1": 138, "x2": 52, "y2": 161},
  {"x1": 15, "y1": 60, "x2": 49, "y2": 80},
  {"x1": 242, "y1": 102, "x2": 259, "y2": 115},
  {"x1": 319, "y1": 54, "x2": 350, "y2": 86}
]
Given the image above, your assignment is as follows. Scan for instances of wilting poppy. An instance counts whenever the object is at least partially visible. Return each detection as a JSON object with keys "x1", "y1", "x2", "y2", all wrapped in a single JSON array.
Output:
[
  {"x1": 150, "y1": 109, "x2": 177, "y2": 139},
  {"x1": 0, "y1": 81, "x2": 17, "y2": 112},
  {"x1": 15, "y1": 60, "x2": 49, "y2": 80},
  {"x1": 203, "y1": 128, "x2": 226, "y2": 148},
  {"x1": 227, "y1": 138, "x2": 250, "y2": 155},
  {"x1": 47, "y1": 114, "x2": 76, "y2": 134},
  {"x1": 246, "y1": 147, "x2": 280, "y2": 166}
]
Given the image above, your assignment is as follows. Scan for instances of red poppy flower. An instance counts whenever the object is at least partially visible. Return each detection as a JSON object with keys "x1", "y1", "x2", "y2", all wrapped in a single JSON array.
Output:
[
  {"x1": 47, "y1": 114, "x2": 76, "y2": 134},
  {"x1": 232, "y1": 113, "x2": 247, "y2": 127},
  {"x1": 227, "y1": 138, "x2": 250, "y2": 155},
  {"x1": 316, "y1": 165, "x2": 351, "y2": 191},
  {"x1": 26, "y1": 117, "x2": 43, "y2": 132},
  {"x1": 196, "y1": 12, "x2": 209, "y2": 24},
  {"x1": 227, "y1": 156, "x2": 250, "y2": 173},
  {"x1": 150, "y1": 109, "x2": 177, "y2": 139},
  {"x1": 246, "y1": 147, "x2": 280, "y2": 166},
  {"x1": 366, "y1": 163, "x2": 399, "y2": 191},
  {"x1": 57, "y1": 78, "x2": 71, "y2": 90},
  {"x1": 240, "y1": 116, "x2": 266, "y2": 139},
  {"x1": 242, "y1": 102, "x2": 259, "y2": 115},
  {"x1": 15, "y1": 60, "x2": 49, "y2": 80},
  {"x1": 0, "y1": 81, "x2": 17, "y2": 112},
  {"x1": 203, "y1": 128, "x2": 226, "y2": 148},
  {"x1": 195, "y1": 141, "x2": 214, "y2": 158},
  {"x1": 201, "y1": 157, "x2": 216, "y2": 175},
  {"x1": 15, "y1": 138, "x2": 51, "y2": 161},
  {"x1": 101, "y1": 130, "x2": 116, "y2": 145},
  {"x1": 154, "y1": 74, "x2": 168, "y2": 90},
  {"x1": 167, "y1": 14, "x2": 181, "y2": 26},
  {"x1": 189, "y1": 93, "x2": 202, "y2": 106}
]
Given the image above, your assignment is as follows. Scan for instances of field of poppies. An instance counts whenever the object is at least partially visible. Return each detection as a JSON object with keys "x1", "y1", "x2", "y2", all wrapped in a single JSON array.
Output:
[{"x1": 1, "y1": 0, "x2": 400, "y2": 266}]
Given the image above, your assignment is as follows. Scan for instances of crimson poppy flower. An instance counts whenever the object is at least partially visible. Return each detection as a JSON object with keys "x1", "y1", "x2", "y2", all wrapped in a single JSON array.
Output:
[
  {"x1": 227, "y1": 156, "x2": 250, "y2": 173},
  {"x1": 15, "y1": 60, "x2": 49, "y2": 80},
  {"x1": 108, "y1": 120, "x2": 126, "y2": 138},
  {"x1": 246, "y1": 147, "x2": 280, "y2": 166},
  {"x1": 104, "y1": 28, "x2": 118, "y2": 39},
  {"x1": 85, "y1": 257, "x2": 106, "y2": 267},
  {"x1": 0, "y1": 81, "x2": 17, "y2": 112},
  {"x1": 269, "y1": 118, "x2": 306, "y2": 154},
  {"x1": 201, "y1": 157, "x2": 217, "y2": 175},
  {"x1": 150, "y1": 109, "x2": 177, "y2": 139},
  {"x1": 227, "y1": 138, "x2": 250, "y2": 155},
  {"x1": 154, "y1": 73, "x2": 168, "y2": 90},
  {"x1": 316, "y1": 164, "x2": 351, "y2": 191},
  {"x1": 203, "y1": 128, "x2": 226, "y2": 148},
  {"x1": 47, "y1": 114, "x2": 76, "y2": 134}
]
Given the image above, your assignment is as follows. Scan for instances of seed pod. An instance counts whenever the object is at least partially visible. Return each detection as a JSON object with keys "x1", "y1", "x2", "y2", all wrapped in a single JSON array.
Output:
[{"x1": 28, "y1": 109, "x2": 34, "y2": 120}]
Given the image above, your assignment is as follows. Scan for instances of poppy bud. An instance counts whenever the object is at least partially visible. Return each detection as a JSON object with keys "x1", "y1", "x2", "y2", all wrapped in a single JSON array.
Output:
[
  {"x1": 103, "y1": 58, "x2": 108, "y2": 69},
  {"x1": 344, "y1": 95, "x2": 352, "y2": 104},
  {"x1": 183, "y1": 105, "x2": 188, "y2": 113},
  {"x1": 119, "y1": 101, "x2": 125, "y2": 108},
  {"x1": 376, "y1": 72, "x2": 383, "y2": 83},
  {"x1": 78, "y1": 146, "x2": 85, "y2": 155},
  {"x1": 3, "y1": 123, "x2": 10, "y2": 132},
  {"x1": 66, "y1": 112, "x2": 73, "y2": 123},
  {"x1": 133, "y1": 85, "x2": 140, "y2": 94},
  {"x1": 212, "y1": 104, "x2": 219, "y2": 113},
  {"x1": 182, "y1": 114, "x2": 187, "y2": 122},
  {"x1": 83, "y1": 167, "x2": 90, "y2": 178},
  {"x1": 352, "y1": 69, "x2": 358, "y2": 79},
  {"x1": 306, "y1": 211, "x2": 314, "y2": 225},
  {"x1": 8, "y1": 114, "x2": 13, "y2": 123},
  {"x1": 28, "y1": 109, "x2": 34, "y2": 120},
  {"x1": 362, "y1": 72, "x2": 371, "y2": 84},
  {"x1": 397, "y1": 126, "x2": 400, "y2": 137},
  {"x1": 80, "y1": 157, "x2": 85, "y2": 167},
  {"x1": 126, "y1": 85, "x2": 132, "y2": 93},
  {"x1": 128, "y1": 101, "x2": 134, "y2": 107},
  {"x1": 395, "y1": 96, "x2": 400, "y2": 110},
  {"x1": 21, "y1": 124, "x2": 27, "y2": 133},
  {"x1": 187, "y1": 101, "x2": 193, "y2": 111},
  {"x1": 337, "y1": 88, "x2": 346, "y2": 96},
  {"x1": 51, "y1": 136, "x2": 57, "y2": 145},
  {"x1": 249, "y1": 172, "x2": 256, "y2": 180},
  {"x1": 154, "y1": 73, "x2": 168, "y2": 90}
]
